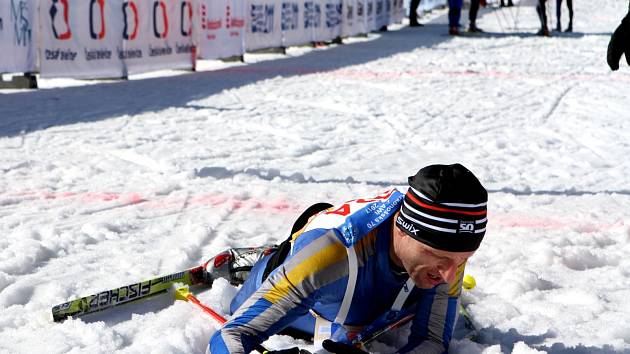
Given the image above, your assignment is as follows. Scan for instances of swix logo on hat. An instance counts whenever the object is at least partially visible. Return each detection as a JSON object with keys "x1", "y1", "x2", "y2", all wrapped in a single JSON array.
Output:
[
  {"x1": 396, "y1": 215, "x2": 418, "y2": 236},
  {"x1": 180, "y1": 1, "x2": 193, "y2": 37},
  {"x1": 50, "y1": 0, "x2": 72, "y2": 40},
  {"x1": 153, "y1": 1, "x2": 169, "y2": 38},
  {"x1": 123, "y1": 1, "x2": 139, "y2": 40}
]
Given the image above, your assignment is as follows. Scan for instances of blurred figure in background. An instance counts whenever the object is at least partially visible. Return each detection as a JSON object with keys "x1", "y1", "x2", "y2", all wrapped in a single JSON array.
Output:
[
  {"x1": 468, "y1": 0, "x2": 485, "y2": 33},
  {"x1": 448, "y1": 0, "x2": 463, "y2": 35},
  {"x1": 607, "y1": 3, "x2": 630, "y2": 71},
  {"x1": 409, "y1": 0, "x2": 424, "y2": 27},
  {"x1": 536, "y1": 0, "x2": 550, "y2": 36},
  {"x1": 500, "y1": 0, "x2": 514, "y2": 6},
  {"x1": 555, "y1": 0, "x2": 573, "y2": 32}
]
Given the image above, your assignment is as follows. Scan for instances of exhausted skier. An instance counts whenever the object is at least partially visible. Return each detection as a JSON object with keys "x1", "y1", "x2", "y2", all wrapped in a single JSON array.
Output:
[{"x1": 205, "y1": 163, "x2": 488, "y2": 354}]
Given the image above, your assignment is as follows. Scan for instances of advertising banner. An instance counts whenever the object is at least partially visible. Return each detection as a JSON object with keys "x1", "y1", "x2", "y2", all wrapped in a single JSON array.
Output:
[
  {"x1": 122, "y1": 0, "x2": 194, "y2": 75},
  {"x1": 280, "y1": 0, "x2": 308, "y2": 47},
  {"x1": 39, "y1": 0, "x2": 125, "y2": 78},
  {"x1": 374, "y1": 0, "x2": 387, "y2": 30},
  {"x1": 0, "y1": 0, "x2": 38, "y2": 73},
  {"x1": 245, "y1": 0, "x2": 282, "y2": 51},
  {"x1": 364, "y1": 0, "x2": 376, "y2": 32},
  {"x1": 391, "y1": 0, "x2": 404, "y2": 24},
  {"x1": 197, "y1": 0, "x2": 245, "y2": 59},
  {"x1": 312, "y1": 0, "x2": 342, "y2": 42},
  {"x1": 353, "y1": 0, "x2": 368, "y2": 35},
  {"x1": 340, "y1": 0, "x2": 359, "y2": 37}
]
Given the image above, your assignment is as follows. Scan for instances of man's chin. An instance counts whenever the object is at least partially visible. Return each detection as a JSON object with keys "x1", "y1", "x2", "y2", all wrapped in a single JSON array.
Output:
[{"x1": 412, "y1": 275, "x2": 442, "y2": 289}]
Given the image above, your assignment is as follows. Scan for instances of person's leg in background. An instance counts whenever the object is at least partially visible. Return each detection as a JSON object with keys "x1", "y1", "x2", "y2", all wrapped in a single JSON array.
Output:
[
  {"x1": 565, "y1": 0, "x2": 573, "y2": 32},
  {"x1": 555, "y1": 0, "x2": 562, "y2": 31},
  {"x1": 448, "y1": 0, "x2": 463, "y2": 35},
  {"x1": 468, "y1": 0, "x2": 482, "y2": 32},
  {"x1": 536, "y1": 0, "x2": 550, "y2": 36},
  {"x1": 409, "y1": 0, "x2": 424, "y2": 26}
]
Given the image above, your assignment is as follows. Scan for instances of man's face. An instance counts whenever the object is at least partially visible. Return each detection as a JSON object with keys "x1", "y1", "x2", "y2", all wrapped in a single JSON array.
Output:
[{"x1": 392, "y1": 224, "x2": 475, "y2": 289}]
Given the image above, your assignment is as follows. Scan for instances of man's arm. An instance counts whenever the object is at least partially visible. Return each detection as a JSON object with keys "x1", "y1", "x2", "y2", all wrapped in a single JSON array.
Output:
[
  {"x1": 209, "y1": 229, "x2": 349, "y2": 354},
  {"x1": 397, "y1": 262, "x2": 466, "y2": 354}
]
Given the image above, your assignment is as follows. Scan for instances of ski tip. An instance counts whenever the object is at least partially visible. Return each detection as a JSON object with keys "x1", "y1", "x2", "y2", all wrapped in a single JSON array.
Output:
[{"x1": 463, "y1": 274, "x2": 476, "y2": 291}]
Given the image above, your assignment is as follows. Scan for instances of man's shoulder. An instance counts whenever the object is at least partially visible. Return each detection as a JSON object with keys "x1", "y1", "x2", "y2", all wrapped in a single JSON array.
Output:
[
  {"x1": 302, "y1": 189, "x2": 404, "y2": 247},
  {"x1": 292, "y1": 227, "x2": 342, "y2": 252}
]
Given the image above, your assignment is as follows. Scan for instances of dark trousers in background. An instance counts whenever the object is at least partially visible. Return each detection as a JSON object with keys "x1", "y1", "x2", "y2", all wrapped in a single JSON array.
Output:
[
  {"x1": 536, "y1": 0, "x2": 548, "y2": 29},
  {"x1": 409, "y1": 0, "x2": 421, "y2": 25},
  {"x1": 556, "y1": 0, "x2": 574, "y2": 29},
  {"x1": 448, "y1": 0, "x2": 463, "y2": 27},
  {"x1": 469, "y1": 0, "x2": 480, "y2": 26}
]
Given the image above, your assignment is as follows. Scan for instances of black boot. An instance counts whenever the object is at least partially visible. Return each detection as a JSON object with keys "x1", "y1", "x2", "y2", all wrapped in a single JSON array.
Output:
[{"x1": 468, "y1": 22, "x2": 483, "y2": 33}]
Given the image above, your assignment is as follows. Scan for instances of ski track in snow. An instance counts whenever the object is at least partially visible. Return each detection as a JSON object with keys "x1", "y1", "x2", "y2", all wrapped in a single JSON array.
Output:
[{"x1": 2, "y1": 1, "x2": 630, "y2": 353}]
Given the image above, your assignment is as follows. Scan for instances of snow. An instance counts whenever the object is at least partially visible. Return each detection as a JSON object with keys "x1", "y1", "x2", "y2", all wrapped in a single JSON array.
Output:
[{"x1": 1, "y1": 1, "x2": 630, "y2": 353}]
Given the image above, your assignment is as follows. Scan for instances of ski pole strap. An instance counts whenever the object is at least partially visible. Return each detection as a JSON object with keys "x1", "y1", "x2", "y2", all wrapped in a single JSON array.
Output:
[
  {"x1": 334, "y1": 246, "x2": 358, "y2": 324},
  {"x1": 391, "y1": 278, "x2": 414, "y2": 312}
]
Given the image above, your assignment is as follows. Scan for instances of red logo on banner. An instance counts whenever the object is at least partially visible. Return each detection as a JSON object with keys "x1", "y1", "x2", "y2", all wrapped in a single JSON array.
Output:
[
  {"x1": 230, "y1": 18, "x2": 245, "y2": 28},
  {"x1": 89, "y1": 0, "x2": 106, "y2": 40},
  {"x1": 225, "y1": 4, "x2": 244, "y2": 29},
  {"x1": 123, "y1": 1, "x2": 139, "y2": 40},
  {"x1": 228, "y1": 4, "x2": 244, "y2": 29},
  {"x1": 50, "y1": 0, "x2": 72, "y2": 40},
  {"x1": 180, "y1": 1, "x2": 193, "y2": 37},
  {"x1": 207, "y1": 20, "x2": 221, "y2": 30},
  {"x1": 153, "y1": 1, "x2": 169, "y2": 38}
]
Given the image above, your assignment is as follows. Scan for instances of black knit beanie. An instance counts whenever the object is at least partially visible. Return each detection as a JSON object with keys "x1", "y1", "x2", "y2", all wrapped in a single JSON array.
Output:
[{"x1": 395, "y1": 163, "x2": 488, "y2": 252}]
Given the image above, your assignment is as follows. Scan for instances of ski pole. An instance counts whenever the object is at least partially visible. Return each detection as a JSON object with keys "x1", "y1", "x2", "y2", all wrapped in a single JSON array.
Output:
[
  {"x1": 355, "y1": 313, "x2": 415, "y2": 348},
  {"x1": 175, "y1": 286, "x2": 228, "y2": 324},
  {"x1": 174, "y1": 286, "x2": 269, "y2": 354}
]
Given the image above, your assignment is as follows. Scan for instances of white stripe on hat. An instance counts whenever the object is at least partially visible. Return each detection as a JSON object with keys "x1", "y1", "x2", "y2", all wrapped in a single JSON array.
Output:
[
  {"x1": 409, "y1": 186, "x2": 488, "y2": 208},
  {"x1": 475, "y1": 217, "x2": 488, "y2": 224},
  {"x1": 403, "y1": 200, "x2": 458, "y2": 224},
  {"x1": 400, "y1": 208, "x2": 457, "y2": 234}
]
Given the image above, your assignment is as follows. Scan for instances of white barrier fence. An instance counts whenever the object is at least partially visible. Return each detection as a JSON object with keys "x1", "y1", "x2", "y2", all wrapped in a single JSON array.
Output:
[
  {"x1": 0, "y1": 0, "x2": 38, "y2": 74},
  {"x1": 0, "y1": 0, "x2": 442, "y2": 79}
]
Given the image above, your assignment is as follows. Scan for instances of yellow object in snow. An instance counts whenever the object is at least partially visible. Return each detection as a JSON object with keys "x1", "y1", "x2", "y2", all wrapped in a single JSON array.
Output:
[{"x1": 463, "y1": 274, "x2": 476, "y2": 291}]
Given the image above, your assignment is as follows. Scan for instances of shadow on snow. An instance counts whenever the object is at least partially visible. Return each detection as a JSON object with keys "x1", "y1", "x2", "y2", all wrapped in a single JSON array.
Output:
[{"x1": 0, "y1": 22, "x2": 452, "y2": 138}]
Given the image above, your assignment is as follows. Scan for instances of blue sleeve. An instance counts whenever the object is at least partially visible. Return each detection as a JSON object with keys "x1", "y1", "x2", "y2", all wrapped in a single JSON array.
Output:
[{"x1": 208, "y1": 228, "x2": 350, "y2": 354}]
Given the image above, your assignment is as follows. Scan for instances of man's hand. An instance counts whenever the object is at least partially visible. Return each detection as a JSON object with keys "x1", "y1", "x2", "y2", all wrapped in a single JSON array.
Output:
[
  {"x1": 263, "y1": 348, "x2": 311, "y2": 354},
  {"x1": 608, "y1": 13, "x2": 630, "y2": 71},
  {"x1": 321, "y1": 339, "x2": 368, "y2": 354}
]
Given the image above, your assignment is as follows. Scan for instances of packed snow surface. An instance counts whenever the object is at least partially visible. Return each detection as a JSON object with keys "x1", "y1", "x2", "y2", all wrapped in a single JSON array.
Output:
[{"x1": 1, "y1": 1, "x2": 630, "y2": 353}]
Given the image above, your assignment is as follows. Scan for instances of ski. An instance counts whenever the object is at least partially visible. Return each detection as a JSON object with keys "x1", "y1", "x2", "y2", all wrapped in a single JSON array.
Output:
[{"x1": 51, "y1": 265, "x2": 207, "y2": 322}]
